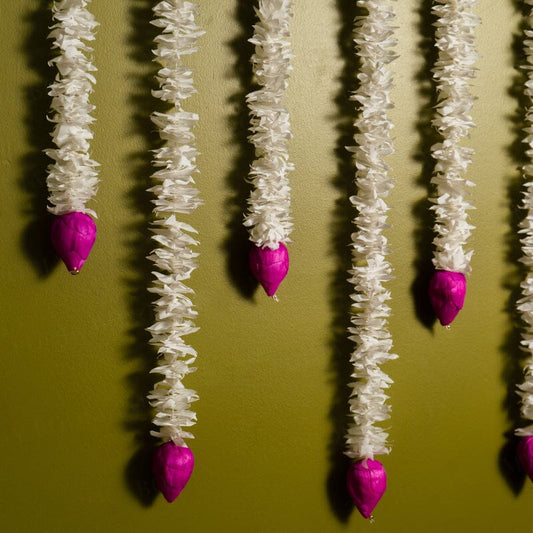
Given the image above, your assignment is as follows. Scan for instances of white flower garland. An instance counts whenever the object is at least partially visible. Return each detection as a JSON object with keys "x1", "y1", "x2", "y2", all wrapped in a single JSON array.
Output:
[
  {"x1": 345, "y1": 0, "x2": 398, "y2": 462},
  {"x1": 516, "y1": 0, "x2": 533, "y2": 439},
  {"x1": 46, "y1": 0, "x2": 99, "y2": 218},
  {"x1": 147, "y1": 0, "x2": 203, "y2": 447},
  {"x1": 430, "y1": 0, "x2": 478, "y2": 275},
  {"x1": 243, "y1": 0, "x2": 293, "y2": 250}
]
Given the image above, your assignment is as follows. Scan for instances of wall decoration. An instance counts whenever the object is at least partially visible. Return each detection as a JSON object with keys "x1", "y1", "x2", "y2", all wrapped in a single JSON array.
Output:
[
  {"x1": 427, "y1": 0, "x2": 479, "y2": 326},
  {"x1": 46, "y1": 0, "x2": 99, "y2": 274},
  {"x1": 147, "y1": 0, "x2": 204, "y2": 503},
  {"x1": 244, "y1": 0, "x2": 293, "y2": 299},
  {"x1": 515, "y1": 0, "x2": 533, "y2": 484},
  {"x1": 344, "y1": 0, "x2": 398, "y2": 520}
]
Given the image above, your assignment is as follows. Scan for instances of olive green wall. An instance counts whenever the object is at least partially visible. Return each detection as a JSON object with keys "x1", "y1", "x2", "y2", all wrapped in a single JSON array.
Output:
[{"x1": 1, "y1": 0, "x2": 532, "y2": 531}]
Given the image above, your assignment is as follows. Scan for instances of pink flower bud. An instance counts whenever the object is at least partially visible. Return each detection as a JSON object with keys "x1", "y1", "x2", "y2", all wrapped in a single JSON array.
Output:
[
  {"x1": 346, "y1": 459, "x2": 387, "y2": 519},
  {"x1": 428, "y1": 270, "x2": 466, "y2": 326},
  {"x1": 50, "y1": 212, "x2": 97, "y2": 274},
  {"x1": 517, "y1": 436, "x2": 533, "y2": 482},
  {"x1": 249, "y1": 242, "x2": 289, "y2": 297},
  {"x1": 152, "y1": 442, "x2": 194, "y2": 503}
]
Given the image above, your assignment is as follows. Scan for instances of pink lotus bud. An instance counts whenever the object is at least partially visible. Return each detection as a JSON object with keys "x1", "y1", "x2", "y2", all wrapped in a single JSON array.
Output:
[
  {"x1": 517, "y1": 436, "x2": 533, "y2": 482},
  {"x1": 249, "y1": 242, "x2": 289, "y2": 297},
  {"x1": 50, "y1": 212, "x2": 97, "y2": 274},
  {"x1": 346, "y1": 459, "x2": 387, "y2": 519},
  {"x1": 428, "y1": 270, "x2": 466, "y2": 326},
  {"x1": 153, "y1": 442, "x2": 194, "y2": 503}
]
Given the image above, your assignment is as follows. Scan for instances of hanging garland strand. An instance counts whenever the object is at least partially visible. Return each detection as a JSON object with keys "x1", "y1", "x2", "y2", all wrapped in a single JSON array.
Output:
[
  {"x1": 147, "y1": 0, "x2": 204, "y2": 503},
  {"x1": 344, "y1": 0, "x2": 398, "y2": 520},
  {"x1": 245, "y1": 0, "x2": 293, "y2": 298},
  {"x1": 428, "y1": 0, "x2": 479, "y2": 326},
  {"x1": 515, "y1": 0, "x2": 533, "y2": 483},
  {"x1": 46, "y1": 0, "x2": 99, "y2": 274}
]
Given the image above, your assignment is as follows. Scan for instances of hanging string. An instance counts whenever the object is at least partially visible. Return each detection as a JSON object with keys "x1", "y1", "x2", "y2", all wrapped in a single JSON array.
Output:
[
  {"x1": 244, "y1": 0, "x2": 293, "y2": 298},
  {"x1": 344, "y1": 0, "x2": 398, "y2": 519},
  {"x1": 147, "y1": 0, "x2": 204, "y2": 503},
  {"x1": 46, "y1": 0, "x2": 99, "y2": 273},
  {"x1": 515, "y1": 0, "x2": 533, "y2": 483},
  {"x1": 428, "y1": 0, "x2": 479, "y2": 326}
]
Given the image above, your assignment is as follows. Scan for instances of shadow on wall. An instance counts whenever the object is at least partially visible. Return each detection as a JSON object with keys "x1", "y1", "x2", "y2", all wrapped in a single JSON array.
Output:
[
  {"x1": 498, "y1": 0, "x2": 530, "y2": 496},
  {"x1": 410, "y1": 0, "x2": 439, "y2": 331},
  {"x1": 19, "y1": 0, "x2": 59, "y2": 277},
  {"x1": 121, "y1": 0, "x2": 163, "y2": 507},
  {"x1": 325, "y1": 0, "x2": 361, "y2": 522},
  {"x1": 222, "y1": 0, "x2": 259, "y2": 300}
]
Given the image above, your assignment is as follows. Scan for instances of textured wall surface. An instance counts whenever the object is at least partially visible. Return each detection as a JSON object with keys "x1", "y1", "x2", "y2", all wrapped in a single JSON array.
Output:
[{"x1": 1, "y1": 1, "x2": 532, "y2": 531}]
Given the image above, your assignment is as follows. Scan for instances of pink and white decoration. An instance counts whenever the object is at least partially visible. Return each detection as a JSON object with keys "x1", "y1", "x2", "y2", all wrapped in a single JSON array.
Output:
[
  {"x1": 244, "y1": 0, "x2": 293, "y2": 298},
  {"x1": 46, "y1": 0, "x2": 99, "y2": 273},
  {"x1": 147, "y1": 0, "x2": 203, "y2": 503},
  {"x1": 515, "y1": 0, "x2": 533, "y2": 484},
  {"x1": 344, "y1": 0, "x2": 398, "y2": 519},
  {"x1": 428, "y1": 0, "x2": 479, "y2": 326}
]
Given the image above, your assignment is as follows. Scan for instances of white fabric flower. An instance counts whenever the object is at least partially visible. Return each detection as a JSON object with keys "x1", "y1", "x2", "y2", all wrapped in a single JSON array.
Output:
[
  {"x1": 516, "y1": 0, "x2": 533, "y2": 438},
  {"x1": 148, "y1": 1, "x2": 203, "y2": 446},
  {"x1": 243, "y1": 0, "x2": 294, "y2": 250},
  {"x1": 345, "y1": 0, "x2": 398, "y2": 461},
  {"x1": 46, "y1": 0, "x2": 99, "y2": 217},
  {"x1": 430, "y1": 0, "x2": 479, "y2": 274}
]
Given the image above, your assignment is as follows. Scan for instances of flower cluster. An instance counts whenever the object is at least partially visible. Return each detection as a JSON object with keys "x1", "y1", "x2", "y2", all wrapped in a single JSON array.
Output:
[
  {"x1": 430, "y1": 0, "x2": 479, "y2": 274},
  {"x1": 516, "y1": 0, "x2": 533, "y2": 438},
  {"x1": 243, "y1": 0, "x2": 294, "y2": 250},
  {"x1": 345, "y1": 0, "x2": 398, "y2": 461},
  {"x1": 46, "y1": 0, "x2": 99, "y2": 217},
  {"x1": 147, "y1": 1, "x2": 203, "y2": 446}
]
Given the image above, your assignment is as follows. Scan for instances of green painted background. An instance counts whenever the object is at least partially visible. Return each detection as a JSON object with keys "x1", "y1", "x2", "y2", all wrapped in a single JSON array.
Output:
[{"x1": 1, "y1": 0, "x2": 532, "y2": 531}]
